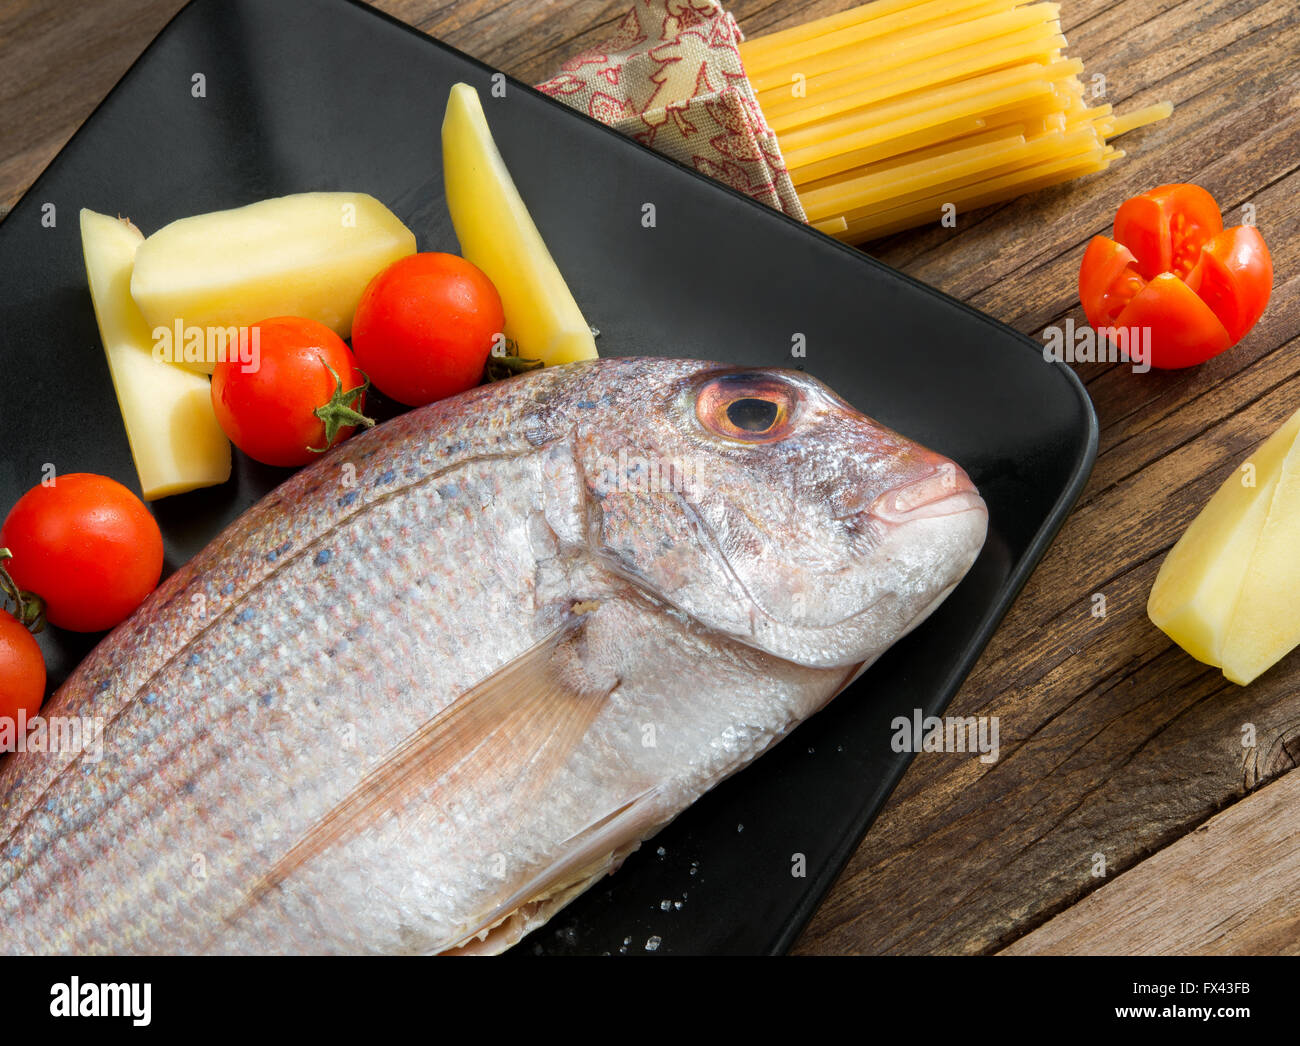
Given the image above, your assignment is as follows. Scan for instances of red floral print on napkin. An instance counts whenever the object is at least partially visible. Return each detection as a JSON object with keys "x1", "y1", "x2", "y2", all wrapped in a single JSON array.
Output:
[{"x1": 535, "y1": 0, "x2": 805, "y2": 222}]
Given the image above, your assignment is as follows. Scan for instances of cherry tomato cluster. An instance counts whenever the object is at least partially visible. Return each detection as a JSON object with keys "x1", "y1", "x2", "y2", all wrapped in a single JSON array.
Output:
[{"x1": 212, "y1": 253, "x2": 503, "y2": 466}]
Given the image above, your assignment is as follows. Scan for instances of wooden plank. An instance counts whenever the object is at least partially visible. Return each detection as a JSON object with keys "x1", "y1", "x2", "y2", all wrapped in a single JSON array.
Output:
[{"x1": 1002, "y1": 767, "x2": 1300, "y2": 955}]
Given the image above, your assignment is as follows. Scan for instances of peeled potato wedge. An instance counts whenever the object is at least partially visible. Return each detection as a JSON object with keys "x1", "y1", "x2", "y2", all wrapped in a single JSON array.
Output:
[
  {"x1": 1148, "y1": 406, "x2": 1300, "y2": 683},
  {"x1": 130, "y1": 192, "x2": 415, "y2": 373},
  {"x1": 1221, "y1": 435, "x2": 1300, "y2": 684},
  {"x1": 80, "y1": 209, "x2": 231, "y2": 501},
  {"x1": 442, "y1": 83, "x2": 598, "y2": 366}
]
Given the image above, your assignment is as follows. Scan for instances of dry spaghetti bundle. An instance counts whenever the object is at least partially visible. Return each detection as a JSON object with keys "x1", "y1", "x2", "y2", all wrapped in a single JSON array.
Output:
[{"x1": 739, "y1": 0, "x2": 1171, "y2": 241}]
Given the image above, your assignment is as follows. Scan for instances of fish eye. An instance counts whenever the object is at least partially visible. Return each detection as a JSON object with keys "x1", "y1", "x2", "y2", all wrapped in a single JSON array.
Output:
[
  {"x1": 695, "y1": 373, "x2": 797, "y2": 443},
  {"x1": 726, "y1": 398, "x2": 779, "y2": 432}
]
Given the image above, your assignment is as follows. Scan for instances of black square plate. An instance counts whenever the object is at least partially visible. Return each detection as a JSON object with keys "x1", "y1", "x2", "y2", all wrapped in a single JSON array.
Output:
[{"x1": 0, "y1": 0, "x2": 1096, "y2": 954}]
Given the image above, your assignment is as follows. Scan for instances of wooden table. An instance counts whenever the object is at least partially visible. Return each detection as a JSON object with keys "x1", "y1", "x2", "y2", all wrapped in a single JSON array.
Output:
[{"x1": 3, "y1": 0, "x2": 1297, "y2": 955}]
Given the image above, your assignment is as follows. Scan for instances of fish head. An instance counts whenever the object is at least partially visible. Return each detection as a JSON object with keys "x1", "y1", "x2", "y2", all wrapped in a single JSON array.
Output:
[{"x1": 563, "y1": 360, "x2": 988, "y2": 670}]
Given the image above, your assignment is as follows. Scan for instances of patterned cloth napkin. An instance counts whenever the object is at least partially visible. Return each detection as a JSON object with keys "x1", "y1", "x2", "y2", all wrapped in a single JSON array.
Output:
[{"x1": 534, "y1": 0, "x2": 806, "y2": 222}]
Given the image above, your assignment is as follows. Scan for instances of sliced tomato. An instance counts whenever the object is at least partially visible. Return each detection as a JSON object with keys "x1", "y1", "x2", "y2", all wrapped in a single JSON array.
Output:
[
  {"x1": 1079, "y1": 183, "x2": 1273, "y2": 370},
  {"x1": 1079, "y1": 236, "x2": 1144, "y2": 328},
  {"x1": 1184, "y1": 225, "x2": 1273, "y2": 344},
  {"x1": 1113, "y1": 183, "x2": 1222, "y2": 281},
  {"x1": 1113, "y1": 273, "x2": 1231, "y2": 370}
]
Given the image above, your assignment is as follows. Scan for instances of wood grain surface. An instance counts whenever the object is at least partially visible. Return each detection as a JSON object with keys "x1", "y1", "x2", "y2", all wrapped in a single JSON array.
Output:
[
  {"x1": 1001, "y1": 768, "x2": 1300, "y2": 955},
  {"x1": 2, "y1": 0, "x2": 1297, "y2": 955}
]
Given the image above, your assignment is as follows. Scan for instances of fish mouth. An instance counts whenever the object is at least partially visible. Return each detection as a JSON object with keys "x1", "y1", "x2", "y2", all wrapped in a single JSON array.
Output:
[
  {"x1": 815, "y1": 461, "x2": 987, "y2": 654},
  {"x1": 856, "y1": 461, "x2": 986, "y2": 526}
]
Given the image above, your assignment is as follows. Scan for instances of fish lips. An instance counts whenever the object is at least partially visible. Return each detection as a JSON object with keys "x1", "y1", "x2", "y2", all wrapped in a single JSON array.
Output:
[{"x1": 863, "y1": 460, "x2": 986, "y2": 526}]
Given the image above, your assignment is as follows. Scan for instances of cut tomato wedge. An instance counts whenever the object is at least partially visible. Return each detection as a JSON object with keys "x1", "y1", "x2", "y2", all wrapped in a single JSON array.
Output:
[
  {"x1": 1113, "y1": 183, "x2": 1222, "y2": 281},
  {"x1": 1184, "y1": 225, "x2": 1273, "y2": 344},
  {"x1": 1113, "y1": 273, "x2": 1231, "y2": 370},
  {"x1": 1079, "y1": 235, "x2": 1144, "y2": 328}
]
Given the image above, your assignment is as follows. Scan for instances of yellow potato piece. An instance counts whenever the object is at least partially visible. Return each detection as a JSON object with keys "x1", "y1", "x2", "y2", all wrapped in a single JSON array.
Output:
[
  {"x1": 80, "y1": 209, "x2": 231, "y2": 501},
  {"x1": 442, "y1": 83, "x2": 598, "y2": 366},
  {"x1": 1221, "y1": 432, "x2": 1300, "y2": 684},
  {"x1": 130, "y1": 192, "x2": 415, "y2": 373},
  {"x1": 1148, "y1": 406, "x2": 1300, "y2": 678}
]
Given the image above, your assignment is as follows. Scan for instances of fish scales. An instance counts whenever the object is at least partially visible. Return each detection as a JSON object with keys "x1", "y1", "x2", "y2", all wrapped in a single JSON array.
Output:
[
  {"x1": 1, "y1": 384, "x2": 571, "y2": 951},
  {"x1": 0, "y1": 358, "x2": 987, "y2": 954}
]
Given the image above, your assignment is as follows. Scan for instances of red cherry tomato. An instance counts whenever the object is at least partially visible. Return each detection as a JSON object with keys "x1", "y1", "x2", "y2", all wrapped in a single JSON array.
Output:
[
  {"x1": 1, "y1": 474, "x2": 164, "y2": 633},
  {"x1": 1079, "y1": 184, "x2": 1272, "y2": 370},
  {"x1": 351, "y1": 252, "x2": 504, "y2": 407},
  {"x1": 212, "y1": 316, "x2": 373, "y2": 467},
  {"x1": 0, "y1": 609, "x2": 45, "y2": 725}
]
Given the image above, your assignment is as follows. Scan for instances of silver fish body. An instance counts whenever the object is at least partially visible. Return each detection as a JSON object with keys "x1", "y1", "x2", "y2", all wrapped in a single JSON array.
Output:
[{"x1": 0, "y1": 357, "x2": 986, "y2": 954}]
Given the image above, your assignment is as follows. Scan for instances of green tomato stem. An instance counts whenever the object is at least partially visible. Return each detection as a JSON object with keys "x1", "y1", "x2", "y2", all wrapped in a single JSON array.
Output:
[
  {"x1": 0, "y1": 548, "x2": 47, "y2": 634},
  {"x1": 310, "y1": 361, "x2": 376, "y2": 455}
]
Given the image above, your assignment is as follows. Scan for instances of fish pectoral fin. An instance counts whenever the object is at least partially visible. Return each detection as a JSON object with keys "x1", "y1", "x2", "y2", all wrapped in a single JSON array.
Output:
[{"x1": 234, "y1": 614, "x2": 616, "y2": 918}]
